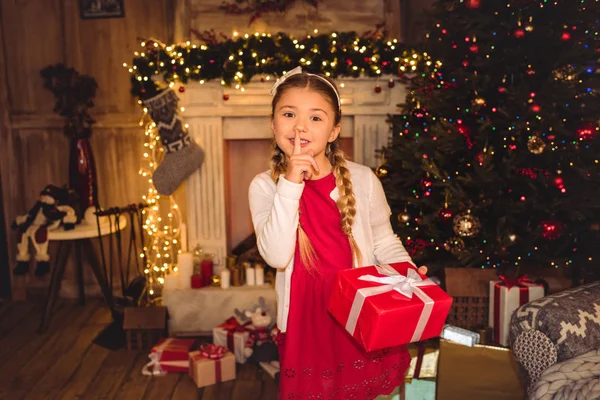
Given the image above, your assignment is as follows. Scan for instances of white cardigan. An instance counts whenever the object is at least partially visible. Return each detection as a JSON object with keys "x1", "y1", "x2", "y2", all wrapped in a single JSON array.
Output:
[{"x1": 248, "y1": 161, "x2": 415, "y2": 332}]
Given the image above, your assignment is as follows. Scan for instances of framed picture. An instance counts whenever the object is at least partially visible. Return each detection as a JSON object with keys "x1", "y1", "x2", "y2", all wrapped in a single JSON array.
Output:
[{"x1": 80, "y1": 0, "x2": 125, "y2": 19}]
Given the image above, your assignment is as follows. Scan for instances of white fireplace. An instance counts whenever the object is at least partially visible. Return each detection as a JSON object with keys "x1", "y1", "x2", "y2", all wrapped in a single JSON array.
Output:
[{"x1": 180, "y1": 76, "x2": 406, "y2": 265}]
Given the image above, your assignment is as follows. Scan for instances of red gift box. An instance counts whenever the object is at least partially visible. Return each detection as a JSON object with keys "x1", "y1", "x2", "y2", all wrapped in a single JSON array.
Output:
[
  {"x1": 328, "y1": 262, "x2": 453, "y2": 352},
  {"x1": 148, "y1": 338, "x2": 195, "y2": 373}
]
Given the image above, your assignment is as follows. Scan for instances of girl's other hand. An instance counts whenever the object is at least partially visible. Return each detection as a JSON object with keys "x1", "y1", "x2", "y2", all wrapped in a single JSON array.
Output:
[{"x1": 418, "y1": 265, "x2": 428, "y2": 275}]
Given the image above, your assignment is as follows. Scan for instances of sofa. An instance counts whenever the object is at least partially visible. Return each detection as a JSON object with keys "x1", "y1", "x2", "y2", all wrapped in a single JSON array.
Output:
[{"x1": 509, "y1": 281, "x2": 600, "y2": 399}]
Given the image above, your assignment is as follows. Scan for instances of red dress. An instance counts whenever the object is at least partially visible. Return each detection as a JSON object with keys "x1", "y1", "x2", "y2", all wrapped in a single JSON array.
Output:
[{"x1": 278, "y1": 173, "x2": 410, "y2": 400}]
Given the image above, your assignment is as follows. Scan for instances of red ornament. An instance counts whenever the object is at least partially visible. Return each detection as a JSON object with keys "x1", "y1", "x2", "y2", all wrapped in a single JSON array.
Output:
[
  {"x1": 531, "y1": 104, "x2": 541, "y2": 113},
  {"x1": 498, "y1": 86, "x2": 507, "y2": 93},
  {"x1": 509, "y1": 144, "x2": 517, "y2": 150},
  {"x1": 561, "y1": 32, "x2": 571, "y2": 41},
  {"x1": 140, "y1": 88, "x2": 146, "y2": 95},
  {"x1": 438, "y1": 207, "x2": 454, "y2": 221},
  {"x1": 475, "y1": 152, "x2": 486, "y2": 166},
  {"x1": 469, "y1": 45, "x2": 479, "y2": 53},
  {"x1": 466, "y1": 0, "x2": 481, "y2": 8},
  {"x1": 374, "y1": 85, "x2": 382, "y2": 93},
  {"x1": 462, "y1": 60, "x2": 469, "y2": 68},
  {"x1": 260, "y1": 77, "x2": 265, "y2": 82},
  {"x1": 223, "y1": 94, "x2": 230, "y2": 101},
  {"x1": 178, "y1": 86, "x2": 185, "y2": 93},
  {"x1": 514, "y1": 29, "x2": 525, "y2": 38},
  {"x1": 388, "y1": 80, "x2": 395, "y2": 88},
  {"x1": 541, "y1": 219, "x2": 564, "y2": 241},
  {"x1": 577, "y1": 126, "x2": 594, "y2": 140},
  {"x1": 420, "y1": 178, "x2": 433, "y2": 190},
  {"x1": 412, "y1": 108, "x2": 426, "y2": 118},
  {"x1": 346, "y1": 59, "x2": 353, "y2": 65}
]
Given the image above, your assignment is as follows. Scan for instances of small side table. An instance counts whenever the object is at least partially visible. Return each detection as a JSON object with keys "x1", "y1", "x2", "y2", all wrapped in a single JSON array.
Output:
[{"x1": 39, "y1": 216, "x2": 127, "y2": 333}]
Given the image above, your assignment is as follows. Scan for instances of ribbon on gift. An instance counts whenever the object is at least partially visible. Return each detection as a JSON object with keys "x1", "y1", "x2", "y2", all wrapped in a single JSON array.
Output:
[
  {"x1": 493, "y1": 274, "x2": 540, "y2": 345},
  {"x1": 218, "y1": 317, "x2": 251, "y2": 351},
  {"x1": 346, "y1": 264, "x2": 436, "y2": 343},
  {"x1": 142, "y1": 351, "x2": 167, "y2": 376},
  {"x1": 191, "y1": 344, "x2": 229, "y2": 382}
]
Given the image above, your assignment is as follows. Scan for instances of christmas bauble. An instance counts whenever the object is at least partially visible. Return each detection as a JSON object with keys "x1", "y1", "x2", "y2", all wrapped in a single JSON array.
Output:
[
  {"x1": 398, "y1": 211, "x2": 411, "y2": 223},
  {"x1": 420, "y1": 178, "x2": 433, "y2": 190},
  {"x1": 388, "y1": 80, "x2": 395, "y2": 88},
  {"x1": 465, "y1": 0, "x2": 481, "y2": 8},
  {"x1": 374, "y1": 85, "x2": 382, "y2": 93},
  {"x1": 527, "y1": 136, "x2": 546, "y2": 154},
  {"x1": 178, "y1": 86, "x2": 185, "y2": 93},
  {"x1": 412, "y1": 108, "x2": 426, "y2": 119},
  {"x1": 438, "y1": 207, "x2": 454, "y2": 221},
  {"x1": 541, "y1": 219, "x2": 564, "y2": 240},
  {"x1": 453, "y1": 212, "x2": 481, "y2": 237},
  {"x1": 444, "y1": 237, "x2": 465, "y2": 255},
  {"x1": 375, "y1": 165, "x2": 389, "y2": 177},
  {"x1": 223, "y1": 94, "x2": 230, "y2": 101}
]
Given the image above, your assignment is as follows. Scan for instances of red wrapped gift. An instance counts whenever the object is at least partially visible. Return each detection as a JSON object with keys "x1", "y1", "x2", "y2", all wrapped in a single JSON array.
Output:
[
  {"x1": 147, "y1": 338, "x2": 195, "y2": 373},
  {"x1": 328, "y1": 262, "x2": 453, "y2": 352}
]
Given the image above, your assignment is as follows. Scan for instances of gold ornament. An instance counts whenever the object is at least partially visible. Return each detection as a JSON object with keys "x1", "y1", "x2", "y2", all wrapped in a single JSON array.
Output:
[
  {"x1": 444, "y1": 237, "x2": 465, "y2": 255},
  {"x1": 453, "y1": 212, "x2": 481, "y2": 237},
  {"x1": 473, "y1": 97, "x2": 485, "y2": 105},
  {"x1": 376, "y1": 165, "x2": 389, "y2": 178},
  {"x1": 398, "y1": 211, "x2": 411, "y2": 223},
  {"x1": 527, "y1": 136, "x2": 546, "y2": 154},
  {"x1": 211, "y1": 274, "x2": 221, "y2": 287}
]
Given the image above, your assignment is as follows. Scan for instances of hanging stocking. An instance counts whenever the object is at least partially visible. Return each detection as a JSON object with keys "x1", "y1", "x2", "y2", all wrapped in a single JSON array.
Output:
[{"x1": 143, "y1": 89, "x2": 204, "y2": 195}]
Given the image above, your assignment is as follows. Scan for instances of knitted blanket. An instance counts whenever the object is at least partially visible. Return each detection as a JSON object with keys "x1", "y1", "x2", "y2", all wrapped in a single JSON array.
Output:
[{"x1": 530, "y1": 349, "x2": 600, "y2": 400}]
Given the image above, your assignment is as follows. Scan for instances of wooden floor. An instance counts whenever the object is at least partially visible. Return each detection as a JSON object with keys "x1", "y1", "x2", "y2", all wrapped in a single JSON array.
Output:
[{"x1": 0, "y1": 299, "x2": 277, "y2": 400}]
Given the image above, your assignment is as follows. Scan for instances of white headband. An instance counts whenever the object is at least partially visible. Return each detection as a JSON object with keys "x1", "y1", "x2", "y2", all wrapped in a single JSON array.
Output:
[{"x1": 269, "y1": 66, "x2": 341, "y2": 111}]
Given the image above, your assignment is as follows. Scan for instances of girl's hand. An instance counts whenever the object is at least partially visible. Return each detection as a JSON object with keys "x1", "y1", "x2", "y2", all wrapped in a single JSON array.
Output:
[
  {"x1": 418, "y1": 265, "x2": 428, "y2": 275},
  {"x1": 286, "y1": 131, "x2": 319, "y2": 183}
]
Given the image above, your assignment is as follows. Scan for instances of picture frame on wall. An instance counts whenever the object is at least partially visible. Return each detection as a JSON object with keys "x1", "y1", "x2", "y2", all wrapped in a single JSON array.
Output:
[{"x1": 79, "y1": 0, "x2": 125, "y2": 19}]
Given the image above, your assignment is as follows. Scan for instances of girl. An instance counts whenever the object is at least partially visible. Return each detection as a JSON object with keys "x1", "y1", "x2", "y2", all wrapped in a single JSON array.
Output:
[{"x1": 249, "y1": 67, "x2": 428, "y2": 400}]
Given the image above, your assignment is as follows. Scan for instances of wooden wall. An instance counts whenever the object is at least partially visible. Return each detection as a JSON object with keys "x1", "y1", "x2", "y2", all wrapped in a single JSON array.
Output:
[{"x1": 0, "y1": 0, "x2": 412, "y2": 300}]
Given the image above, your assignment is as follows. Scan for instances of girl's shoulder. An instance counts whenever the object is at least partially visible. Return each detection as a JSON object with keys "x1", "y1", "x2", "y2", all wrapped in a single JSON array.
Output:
[
  {"x1": 345, "y1": 161, "x2": 376, "y2": 185},
  {"x1": 249, "y1": 170, "x2": 276, "y2": 192}
]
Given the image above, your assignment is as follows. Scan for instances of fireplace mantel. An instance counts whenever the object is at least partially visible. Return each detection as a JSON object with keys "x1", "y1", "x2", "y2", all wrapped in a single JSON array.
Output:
[{"x1": 180, "y1": 76, "x2": 406, "y2": 263}]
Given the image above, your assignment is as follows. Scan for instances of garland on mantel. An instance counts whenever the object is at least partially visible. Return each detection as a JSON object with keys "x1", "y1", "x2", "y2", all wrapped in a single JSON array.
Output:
[{"x1": 126, "y1": 31, "x2": 434, "y2": 101}]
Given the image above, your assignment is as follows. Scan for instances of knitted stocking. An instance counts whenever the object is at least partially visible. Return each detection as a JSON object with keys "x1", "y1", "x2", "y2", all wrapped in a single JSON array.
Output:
[{"x1": 143, "y1": 89, "x2": 204, "y2": 195}]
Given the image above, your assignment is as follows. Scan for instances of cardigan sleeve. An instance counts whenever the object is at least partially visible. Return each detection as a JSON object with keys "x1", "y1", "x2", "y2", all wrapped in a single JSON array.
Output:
[
  {"x1": 367, "y1": 169, "x2": 416, "y2": 266},
  {"x1": 248, "y1": 174, "x2": 304, "y2": 269}
]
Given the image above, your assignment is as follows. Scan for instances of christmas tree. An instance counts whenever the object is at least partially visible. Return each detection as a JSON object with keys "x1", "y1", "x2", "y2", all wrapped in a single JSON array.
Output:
[{"x1": 380, "y1": 0, "x2": 600, "y2": 280}]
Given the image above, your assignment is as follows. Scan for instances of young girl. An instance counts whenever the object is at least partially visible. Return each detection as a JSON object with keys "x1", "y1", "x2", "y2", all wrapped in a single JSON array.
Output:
[{"x1": 249, "y1": 67, "x2": 428, "y2": 400}]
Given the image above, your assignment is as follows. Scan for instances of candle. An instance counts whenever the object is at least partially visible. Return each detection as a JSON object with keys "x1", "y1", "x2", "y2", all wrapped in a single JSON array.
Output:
[
  {"x1": 201, "y1": 255, "x2": 214, "y2": 287},
  {"x1": 254, "y1": 264, "x2": 264, "y2": 285},
  {"x1": 220, "y1": 268, "x2": 231, "y2": 289},
  {"x1": 162, "y1": 272, "x2": 180, "y2": 291},
  {"x1": 180, "y1": 223, "x2": 188, "y2": 253},
  {"x1": 178, "y1": 252, "x2": 194, "y2": 289},
  {"x1": 246, "y1": 267, "x2": 256, "y2": 286}
]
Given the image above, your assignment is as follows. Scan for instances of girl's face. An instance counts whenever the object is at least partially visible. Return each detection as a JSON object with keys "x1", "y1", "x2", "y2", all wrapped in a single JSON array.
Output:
[{"x1": 272, "y1": 87, "x2": 340, "y2": 162}]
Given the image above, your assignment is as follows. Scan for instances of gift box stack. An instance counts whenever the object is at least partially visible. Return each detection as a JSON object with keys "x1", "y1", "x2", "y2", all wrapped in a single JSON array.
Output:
[
  {"x1": 488, "y1": 275, "x2": 544, "y2": 346},
  {"x1": 328, "y1": 262, "x2": 453, "y2": 352},
  {"x1": 142, "y1": 338, "x2": 236, "y2": 388}
]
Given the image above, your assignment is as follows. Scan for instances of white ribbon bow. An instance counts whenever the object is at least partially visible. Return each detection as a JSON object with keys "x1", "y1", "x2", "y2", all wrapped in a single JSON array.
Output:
[
  {"x1": 142, "y1": 351, "x2": 167, "y2": 376},
  {"x1": 357, "y1": 264, "x2": 433, "y2": 299},
  {"x1": 269, "y1": 66, "x2": 303, "y2": 96}
]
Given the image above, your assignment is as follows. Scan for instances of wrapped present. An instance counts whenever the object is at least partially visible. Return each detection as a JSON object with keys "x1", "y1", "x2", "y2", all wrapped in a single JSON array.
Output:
[
  {"x1": 328, "y1": 262, "x2": 453, "y2": 352},
  {"x1": 144, "y1": 338, "x2": 195, "y2": 374},
  {"x1": 212, "y1": 317, "x2": 252, "y2": 363},
  {"x1": 189, "y1": 344, "x2": 236, "y2": 388},
  {"x1": 488, "y1": 275, "x2": 544, "y2": 346},
  {"x1": 441, "y1": 324, "x2": 480, "y2": 347},
  {"x1": 406, "y1": 343, "x2": 439, "y2": 380}
]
